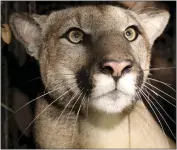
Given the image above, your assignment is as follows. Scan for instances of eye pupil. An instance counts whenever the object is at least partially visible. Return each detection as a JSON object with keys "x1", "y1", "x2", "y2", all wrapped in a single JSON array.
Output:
[
  {"x1": 126, "y1": 31, "x2": 131, "y2": 36},
  {"x1": 74, "y1": 32, "x2": 79, "y2": 38}
]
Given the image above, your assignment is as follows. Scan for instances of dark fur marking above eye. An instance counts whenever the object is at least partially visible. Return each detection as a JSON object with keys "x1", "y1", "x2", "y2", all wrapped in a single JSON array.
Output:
[{"x1": 76, "y1": 68, "x2": 93, "y2": 96}]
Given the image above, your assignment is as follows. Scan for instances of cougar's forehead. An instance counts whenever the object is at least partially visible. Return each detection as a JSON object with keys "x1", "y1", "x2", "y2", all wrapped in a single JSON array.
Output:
[{"x1": 45, "y1": 5, "x2": 139, "y2": 35}]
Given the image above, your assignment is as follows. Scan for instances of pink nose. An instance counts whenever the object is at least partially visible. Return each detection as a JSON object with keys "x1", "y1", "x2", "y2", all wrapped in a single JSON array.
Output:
[{"x1": 101, "y1": 60, "x2": 133, "y2": 77}]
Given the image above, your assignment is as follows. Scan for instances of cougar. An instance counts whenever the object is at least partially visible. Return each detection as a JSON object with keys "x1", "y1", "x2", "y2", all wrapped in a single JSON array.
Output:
[{"x1": 9, "y1": 4, "x2": 176, "y2": 148}]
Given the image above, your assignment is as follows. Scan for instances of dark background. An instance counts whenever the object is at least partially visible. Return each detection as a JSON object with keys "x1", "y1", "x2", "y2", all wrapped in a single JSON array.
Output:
[{"x1": 1, "y1": 1, "x2": 176, "y2": 149}]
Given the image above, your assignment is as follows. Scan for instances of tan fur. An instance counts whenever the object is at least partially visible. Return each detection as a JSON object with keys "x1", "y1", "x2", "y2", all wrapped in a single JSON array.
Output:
[
  {"x1": 34, "y1": 98, "x2": 175, "y2": 148},
  {"x1": 78, "y1": 100, "x2": 175, "y2": 148},
  {"x1": 9, "y1": 4, "x2": 175, "y2": 148}
]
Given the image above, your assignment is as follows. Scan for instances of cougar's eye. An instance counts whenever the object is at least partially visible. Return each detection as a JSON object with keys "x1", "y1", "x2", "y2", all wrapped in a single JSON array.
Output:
[
  {"x1": 124, "y1": 26, "x2": 139, "y2": 42},
  {"x1": 67, "y1": 29, "x2": 84, "y2": 44}
]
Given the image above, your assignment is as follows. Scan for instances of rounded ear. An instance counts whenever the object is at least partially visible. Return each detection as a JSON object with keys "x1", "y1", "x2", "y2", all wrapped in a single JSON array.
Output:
[
  {"x1": 130, "y1": 9, "x2": 170, "y2": 47},
  {"x1": 9, "y1": 13, "x2": 47, "y2": 59}
]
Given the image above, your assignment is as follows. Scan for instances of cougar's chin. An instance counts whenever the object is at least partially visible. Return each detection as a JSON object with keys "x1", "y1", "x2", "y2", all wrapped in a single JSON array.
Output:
[{"x1": 89, "y1": 73, "x2": 139, "y2": 113}]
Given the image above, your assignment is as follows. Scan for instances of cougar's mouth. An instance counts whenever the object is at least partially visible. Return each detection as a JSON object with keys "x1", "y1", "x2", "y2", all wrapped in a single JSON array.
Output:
[{"x1": 89, "y1": 71, "x2": 143, "y2": 113}]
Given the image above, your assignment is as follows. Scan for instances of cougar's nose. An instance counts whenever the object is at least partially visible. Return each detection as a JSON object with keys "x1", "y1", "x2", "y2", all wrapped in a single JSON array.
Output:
[{"x1": 101, "y1": 60, "x2": 133, "y2": 77}]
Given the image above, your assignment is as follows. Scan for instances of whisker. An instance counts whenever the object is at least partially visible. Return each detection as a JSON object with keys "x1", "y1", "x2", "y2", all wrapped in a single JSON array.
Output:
[
  {"x1": 134, "y1": 7, "x2": 166, "y2": 14},
  {"x1": 143, "y1": 67, "x2": 176, "y2": 71},
  {"x1": 135, "y1": 92, "x2": 149, "y2": 122},
  {"x1": 134, "y1": 92, "x2": 156, "y2": 147},
  {"x1": 26, "y1": 77, "x2": 41, "y2": 83},
  {"x1": 145, "y1": 81, "x2": 159, "y2": 97},
  {"x1": 125, "y1": 1, "x2": 136, "y2": 23},
  {"x1": 144, "y1": 88, "x2": 176, "y2": 124},
  {"x1": 63, "y1": 91, "x2": 84, "y2": 148},
  {"x1": 135, "y1": 92, "x2": 151, "y2": 124},
  {"x1": 63, "y1": 90, "x2": 83, "y2": 148},
  {"x1": 65, "y1": 89, "x2": 84, "y2": 129},
  {"x1": 71, "y1": 93, "x2": 86, "y2": 144},
  {"x1": 145, "y1": 82, "x2": 176, "y2": 100},
  {"x1": 1, "y1": 102, "x2": 15, "y2": 114},
  {"x1": 143, "y1": 84, "x2": 176, "y2": 107},
  {"x1": 126, "y1": 1, "x2": 136, "y2": 11},
  {"x1": 25, "y1": 73, "x2": 74, "y2": 84},
  {"x1": 4, "y1": 80, "x2": 76, "y2": 123},
  {"x1": 140, "y1": 88, "x2": 176, "y2": 139},
  {"x1": 54, "y1": 83, "x2": 82, "y2": 127},
  {"x1": 137, "y1": 87, "x2": 170, "y2": 146},
  {"x1": 86, "y1": 97, "x2": 89, "y2": 118},
  {"x1": 136, "y1": 88, "x2": 156, "y2": 127},
  {"x1": 128, "y1": 113, "x2": 131, "y2": 148},
  {"x1": 16, "y1": 82, "x2": 79, "y2": 143},
  {"x1": 148, "y1": 78, "x2": 176, "y2": 92}
]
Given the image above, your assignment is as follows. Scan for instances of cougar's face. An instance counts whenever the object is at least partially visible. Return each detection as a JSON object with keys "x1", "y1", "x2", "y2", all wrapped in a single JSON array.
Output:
[
  {"x1": 10, "y1": 3, "x2": 170, "y2": 114},
  {"x1": 39, "y1": 6, "x2": 151, "y2": 113}
]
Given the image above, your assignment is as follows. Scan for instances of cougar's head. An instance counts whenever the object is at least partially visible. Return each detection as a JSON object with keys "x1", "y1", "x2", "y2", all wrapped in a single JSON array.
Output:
[{"x1": 10, "y1": 5, "x2": 169, "y2": 114}]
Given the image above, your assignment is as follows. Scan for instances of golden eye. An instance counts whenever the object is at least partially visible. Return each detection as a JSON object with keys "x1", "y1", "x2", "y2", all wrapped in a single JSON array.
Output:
[
  {"x1": 124, "y1": 26, "x2": 138, "y2": 42},
  {"x1": 68, "y1": 29, "x2": 83, "y2": 44}
]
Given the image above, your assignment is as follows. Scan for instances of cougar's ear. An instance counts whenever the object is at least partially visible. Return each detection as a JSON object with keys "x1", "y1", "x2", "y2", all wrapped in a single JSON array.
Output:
[
  {"x1": 131, "y1": 9, "x2": 170, "y2": 47},
  {"x1": 9, "y1": 13, "x2": 47, "y2": 59}
]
